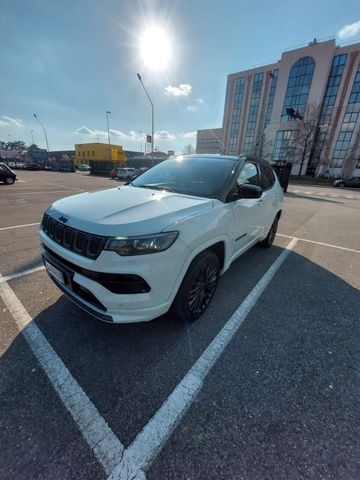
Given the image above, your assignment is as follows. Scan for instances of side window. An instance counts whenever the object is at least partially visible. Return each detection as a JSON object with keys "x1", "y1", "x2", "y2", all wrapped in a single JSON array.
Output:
[
  {"x1": 259, "y1": 163, "x2": 275, "y2": 190},
  {"x1": 0, "y1": 165, "x2": 7, "y2": 173},
  {"x1": 237, "y1": 162, "x2": 260, "y2": 187}
]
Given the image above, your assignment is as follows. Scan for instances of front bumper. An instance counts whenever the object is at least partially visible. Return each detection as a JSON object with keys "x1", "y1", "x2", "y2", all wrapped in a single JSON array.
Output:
[{"x1": 39, "y1": 228, "x2": 191, "y2": 323}]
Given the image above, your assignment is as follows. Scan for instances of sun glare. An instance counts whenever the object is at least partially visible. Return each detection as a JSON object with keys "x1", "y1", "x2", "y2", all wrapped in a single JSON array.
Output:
[{"x1": 139, "y1": 26, "x2": 172, "y2": 70}]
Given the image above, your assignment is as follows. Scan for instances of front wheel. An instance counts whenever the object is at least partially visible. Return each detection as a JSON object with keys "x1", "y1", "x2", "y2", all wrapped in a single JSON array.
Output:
[
  {"x1": 5, "y1": 177, "x2": 15, "y2": 185},
  {"x1": 259, "y1": 216, "x2": 278, "y2": 248},
  {"x1": 171, "y1": 251, "x2": 220, "y2": 322},
  {"x1": 338, "y1": 182, "x2": 346, "y2": 188}
]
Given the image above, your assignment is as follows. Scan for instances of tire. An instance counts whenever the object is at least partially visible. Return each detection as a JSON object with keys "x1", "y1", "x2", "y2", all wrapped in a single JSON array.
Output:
[
  {"x1": 259, "y1": 215, "x2": 279, "y2": 248},
  {"x1": 338, "y1": 182, "x2": 345, "y2": 188},
  {"x1": 171, "y1": 251, "x2": 220, "y2": 322},
  {"x1": 5, "y1": 177, "x2": 14, "y2": 185}
]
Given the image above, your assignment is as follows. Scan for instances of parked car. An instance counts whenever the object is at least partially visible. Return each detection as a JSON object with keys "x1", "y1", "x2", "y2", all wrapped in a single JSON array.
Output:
[
  {"x1": 111, "y1": 167, "x2": 137, "y2": 180},
  {"x1": 78, "y1": 164, "x2": 91, "y2": 172},
  {"x1": 26, "y1": 163, "x2": 41, "y2": 170},
  {"x1": 39, "y1": 154, "x2": 283, "y2": 324},
  {"x1": 0, "y1": 162, "x2": 16, "y2": 184},
  {"x1": 334, "y1": 176, "x2": 360, "y2": 188}
]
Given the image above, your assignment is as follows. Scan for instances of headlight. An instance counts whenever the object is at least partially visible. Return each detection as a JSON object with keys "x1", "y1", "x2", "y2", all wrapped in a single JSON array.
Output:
[{"x1": 104, "y1": 231, "x2": 178, "y2": 256}]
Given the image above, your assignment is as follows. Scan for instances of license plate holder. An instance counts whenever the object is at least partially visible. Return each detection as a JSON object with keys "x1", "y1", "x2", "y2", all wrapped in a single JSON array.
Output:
[{"x1": 45, "y1": 260, "x2": 65, "y2": 285}]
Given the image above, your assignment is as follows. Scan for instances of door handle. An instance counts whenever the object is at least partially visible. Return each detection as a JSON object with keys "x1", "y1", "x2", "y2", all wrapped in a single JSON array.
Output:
[{"x1": 257, "y1": 199, "x2": 264, "y2": 205}]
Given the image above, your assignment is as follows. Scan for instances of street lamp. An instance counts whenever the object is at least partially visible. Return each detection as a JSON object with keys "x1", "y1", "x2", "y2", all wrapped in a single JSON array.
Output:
[
  {"x1": 33, "y1": 114, "x2": 49, "y2": 158},
  {"x1": 136, "y1": 73, "x2": 154, "y2": 165},
  {"x1": 106, "y1": 111, "x2": 112, "y2": 163},
  {"x1": 30, "y1": 130, "x2": 35, "y2": 145}
]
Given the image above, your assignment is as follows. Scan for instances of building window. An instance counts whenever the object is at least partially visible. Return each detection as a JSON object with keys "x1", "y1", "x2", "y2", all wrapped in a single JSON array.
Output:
[
  {"x1": 312, "y1": 54, "x2": 347, "y2": 161},
  {"x1": 92, "y1": 151, "x2": 95, "y2": 156},
  {"x1": 272, "y1": 130, "x2": 297, "y2": 161},
  {"x1": 319, "y1": 54, "x2": 347, "y2": 127},
  {"x1": 198, "y1": 139, "x2": 221, "y2": 149},
  {"x1": 264, "y1": 69, "x2": 279, "y2": 129},
  {"x1": 243, "y1": 72, "x2": 264, "y2": 153},
  {"x1": 228, "y1": 77, "x2": 245, "y2": 155},
  {"x1": 331, "y1": 64, "x2": 360, "y2": 168},
  {"x1": 281, "y1": 57, "x2": 315, "y2": 122}
]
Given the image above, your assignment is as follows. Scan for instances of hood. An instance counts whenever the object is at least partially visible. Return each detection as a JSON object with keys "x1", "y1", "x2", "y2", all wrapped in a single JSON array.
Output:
[{"x1": 47, "y1": 186, "x2": 214, "y2": 236}]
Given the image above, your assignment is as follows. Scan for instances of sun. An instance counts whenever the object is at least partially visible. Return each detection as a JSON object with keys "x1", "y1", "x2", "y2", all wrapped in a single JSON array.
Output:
[{"x1": 139, "y1": 26, "x2": 172, "y2": 71}]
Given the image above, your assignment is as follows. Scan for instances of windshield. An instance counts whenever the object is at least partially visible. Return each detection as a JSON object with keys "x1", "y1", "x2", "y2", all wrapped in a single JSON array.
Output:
[{"x1": 131, "y1": 156, "x2": 237, "y2": 198}]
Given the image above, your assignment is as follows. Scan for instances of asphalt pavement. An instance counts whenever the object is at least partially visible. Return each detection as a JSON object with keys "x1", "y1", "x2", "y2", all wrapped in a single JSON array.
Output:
[{"x1": 0, "y1": 171, "x2": 359, "y2": 480}]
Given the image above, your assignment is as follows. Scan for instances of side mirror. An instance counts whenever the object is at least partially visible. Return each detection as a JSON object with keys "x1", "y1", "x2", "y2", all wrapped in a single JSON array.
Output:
[{"x1": 230, "y1": 184, "x2": 262, "y2": 201}]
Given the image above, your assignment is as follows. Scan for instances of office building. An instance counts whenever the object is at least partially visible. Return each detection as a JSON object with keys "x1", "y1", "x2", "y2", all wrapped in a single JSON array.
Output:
[{"x1": 219, "y1": 39, "x2": 360, "y2": 176}]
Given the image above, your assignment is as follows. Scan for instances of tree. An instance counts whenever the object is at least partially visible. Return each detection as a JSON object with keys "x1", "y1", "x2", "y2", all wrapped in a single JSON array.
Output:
[
  {"x1": 288, "y1": 102, "x2": 323, "y2": 176},
  {"x1": 182, "y1": 144, "x2": 195, "y2": 154}
]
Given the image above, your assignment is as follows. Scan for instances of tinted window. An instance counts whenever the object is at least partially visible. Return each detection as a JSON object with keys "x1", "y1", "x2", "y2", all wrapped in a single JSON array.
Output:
[
  {"x1": 237, "y1": 162, "x2": 260, "y2": 187},
  {"x1": 132, "y1": 156, "x2": 237, "y2": 198},
  {"x1": 259, "y1": 163, "x2": 274, "y2": 190}
]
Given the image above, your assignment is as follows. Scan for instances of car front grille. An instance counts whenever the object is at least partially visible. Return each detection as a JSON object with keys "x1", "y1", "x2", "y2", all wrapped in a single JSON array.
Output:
[
  {"x1": 42, "y1": 244, "x2": 151, "y2": 294},
  {"x1": 42, "y1": 213, "x2": 107, "y2": 259}
]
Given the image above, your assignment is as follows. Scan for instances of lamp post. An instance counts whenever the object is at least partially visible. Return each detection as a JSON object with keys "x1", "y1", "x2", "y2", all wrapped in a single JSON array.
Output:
[
  {"x1": 30, "y1": 130, "x2": 35, "y2": 145},
  {"x1": 33, "y1": 114, "x2": 49, "y2": 159},
  {"x1": 106, "y1": 110, "x2": 112, "y2": 163},
  {"x1": 136, "y1": 73, "x2": 154, "y2": 166}
]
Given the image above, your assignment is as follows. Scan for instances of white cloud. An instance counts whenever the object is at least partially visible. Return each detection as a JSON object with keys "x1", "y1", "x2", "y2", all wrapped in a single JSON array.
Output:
[
  {"x1": 76, "y1": 127, "x2": 107, "y2": 137},
  {"x1": 196, "y1": 97, "x2": 205, "y2": 104},
  {"x1": 164, "y1": 83, "x2": 192, "y2": 97},
  {"x1": 109, "y1": 129, "x2": 127, "y2": 138},
  {"x1": 338, "y1": 20, "x2": 360, "y2": 39},
  {"x1": 0, "y1": 116, "x2": 24, "y2": 127},
  {"x1": 182, "y1": 131, "x2": 197, "y2": 139},
  {"x1": 187, "y1": 105, "x2": 197, "y2": 111},
  {"x1": 154, "y1": 130, "x2": 176, "y2": 141}
]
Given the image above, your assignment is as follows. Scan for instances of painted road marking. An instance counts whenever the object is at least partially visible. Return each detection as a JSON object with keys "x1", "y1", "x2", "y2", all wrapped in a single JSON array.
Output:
[
  {"x1": 0, "y1": 272, "x2": 127, "y2": 476},
  {"x1": 107, "y1": 238, "x2": 298, "y2": 480},
  {"x1": 6, "y1": 190, "x2": 85, "y2": 196},
  {"x1": 277, "y1": 233, "x2": 360, "y2": 254},
  {"x1": 0, "y1": 265, "x2": 45, "y2": 283},
  {"x1": 0, "y1": 222, "x2": 40, "y2": 231}
]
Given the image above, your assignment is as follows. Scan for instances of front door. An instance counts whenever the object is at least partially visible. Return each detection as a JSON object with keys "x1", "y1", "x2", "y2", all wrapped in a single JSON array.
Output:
[{"x1": 230, "y1": 161, "x2": 265, "y2": 256}]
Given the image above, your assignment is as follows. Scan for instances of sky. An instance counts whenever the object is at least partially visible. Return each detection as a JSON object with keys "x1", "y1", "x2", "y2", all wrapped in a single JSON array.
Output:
[{"x1": 1, "y1": 0, "x2": 360, "y2": 154}]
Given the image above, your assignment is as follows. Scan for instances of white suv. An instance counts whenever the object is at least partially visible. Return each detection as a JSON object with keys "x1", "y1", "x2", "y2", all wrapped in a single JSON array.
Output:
[{"x1": 39, "y1": 154, "x2": 283, "y2": 323}]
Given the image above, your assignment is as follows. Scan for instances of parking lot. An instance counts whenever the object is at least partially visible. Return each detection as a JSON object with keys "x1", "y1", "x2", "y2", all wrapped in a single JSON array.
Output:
[{"x1": 1, "y1": 170, "x2": 360, "y2": 480}]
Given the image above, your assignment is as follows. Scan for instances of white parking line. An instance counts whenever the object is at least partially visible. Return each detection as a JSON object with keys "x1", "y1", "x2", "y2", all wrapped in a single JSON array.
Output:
[
  {"x1": 0, "y1": 222, "x2": 40, "y2": 231},
  {"x1": 6, "y1": 190, "x2": 84, "y2": 196},
  {"x1": 0, "y1": 273, "x2": 127, "y2": 476},
  {"x1": 0, "y1": 266, "x2": 45, "y2": 283},
  {"x1": 39, "y1": 181, "x2": 84, "y2": 191},
  {"x1": 277, "y1": 233, "x2": 360, "y2": 254},
  {"x1": 107, "y1": 238, "x2": 298, "y2": 480}
]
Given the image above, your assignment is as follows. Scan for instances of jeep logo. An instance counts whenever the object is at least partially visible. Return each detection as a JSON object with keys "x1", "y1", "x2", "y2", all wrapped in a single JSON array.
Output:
[{"x1": 59, "y1": 216, "x2": 68, "y2": 223}]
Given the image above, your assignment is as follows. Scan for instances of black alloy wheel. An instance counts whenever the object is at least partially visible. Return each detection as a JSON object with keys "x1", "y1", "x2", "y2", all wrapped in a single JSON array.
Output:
[{"x1": 171, "y1": 251, "x2": 220, "y2": 322}]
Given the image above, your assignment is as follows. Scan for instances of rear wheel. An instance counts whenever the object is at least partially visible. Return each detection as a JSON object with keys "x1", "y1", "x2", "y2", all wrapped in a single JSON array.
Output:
[
  {"x1": 5, "y1": 177, "x2": 14, "y2": 185},
  {"x1": 171, "y1": 251, "x2": 220, "y2": 322},
  {"x1": 259, "y1": 216, "x2": 278, "y2": 248}
]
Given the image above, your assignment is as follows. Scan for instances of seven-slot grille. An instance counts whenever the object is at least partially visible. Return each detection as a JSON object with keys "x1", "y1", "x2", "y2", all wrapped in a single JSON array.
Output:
[{"x1": 42, "y1": 213, "x2": 107, "y2": 259}]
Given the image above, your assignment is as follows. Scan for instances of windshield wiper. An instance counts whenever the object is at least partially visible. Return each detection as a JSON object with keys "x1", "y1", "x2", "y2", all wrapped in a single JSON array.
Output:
[{"x1": 137, "y1": 184, "x2": 177, "y2": 193}]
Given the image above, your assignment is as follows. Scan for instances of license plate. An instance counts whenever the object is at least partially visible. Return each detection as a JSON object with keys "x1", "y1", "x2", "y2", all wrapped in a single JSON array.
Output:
[{"x1": 45, "y1": 260, "x2": 65, "y2": 285}]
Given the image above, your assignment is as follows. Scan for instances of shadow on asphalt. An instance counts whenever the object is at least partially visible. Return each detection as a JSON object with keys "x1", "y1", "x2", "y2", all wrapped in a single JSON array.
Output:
[
  {"x1": 285, "y1": 192, "x2": 342, "y2": 204},
  {"x1": 1, "y1": 245, "x2": 360, "y2": 479}
]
